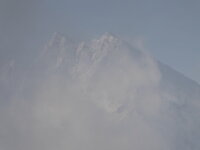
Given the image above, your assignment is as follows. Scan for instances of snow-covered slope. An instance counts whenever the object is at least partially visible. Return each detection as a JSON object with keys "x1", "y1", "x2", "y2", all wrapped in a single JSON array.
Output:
[{"x1": 1, "y1": 33, "x2": 200, "y2": 150}]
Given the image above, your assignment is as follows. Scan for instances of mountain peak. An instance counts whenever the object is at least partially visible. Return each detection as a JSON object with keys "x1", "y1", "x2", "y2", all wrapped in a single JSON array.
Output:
[
  {"x1": 2, "y1": 31, "x2": 200, "y2": 150},
  {"x1": 98, "y1": 32, "x2": 120, "y2": 43}
]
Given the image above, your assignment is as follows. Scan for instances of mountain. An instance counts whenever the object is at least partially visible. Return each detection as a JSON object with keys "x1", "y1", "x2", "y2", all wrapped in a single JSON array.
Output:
[{"x1": 1, "y1": 33, "x2": 200, "y2": 150}]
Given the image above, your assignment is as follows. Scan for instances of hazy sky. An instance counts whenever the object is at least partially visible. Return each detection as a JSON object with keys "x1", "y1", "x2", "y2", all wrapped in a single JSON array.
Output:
[
  {"x1": 0, "y1": 0, "x2": 200, "y2": 83},
  {"x1": 1, "y1": 1, "x2": 200, "y2": 150}
]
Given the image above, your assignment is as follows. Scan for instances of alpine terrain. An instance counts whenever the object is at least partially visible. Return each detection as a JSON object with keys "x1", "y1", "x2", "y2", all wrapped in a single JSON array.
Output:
[{"x1": 0, "y1": 33, "x2": 200, "y2": 150}]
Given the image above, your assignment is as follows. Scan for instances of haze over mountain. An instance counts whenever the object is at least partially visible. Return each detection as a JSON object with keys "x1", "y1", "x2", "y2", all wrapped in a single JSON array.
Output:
[{"x1": 0, "y1": 33, "x2": 200, "y2": 150}]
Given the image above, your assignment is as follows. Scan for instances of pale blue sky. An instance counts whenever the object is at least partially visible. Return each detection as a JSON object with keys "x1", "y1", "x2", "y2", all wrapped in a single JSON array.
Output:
[{"x1": 0, "y1": 0, "x2": 200, "y2": 83}]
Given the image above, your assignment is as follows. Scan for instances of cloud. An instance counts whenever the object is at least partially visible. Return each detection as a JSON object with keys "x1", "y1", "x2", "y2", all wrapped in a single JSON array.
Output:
[{"x1": 0, "y1": 33, "x2": 199, "y2": 150}]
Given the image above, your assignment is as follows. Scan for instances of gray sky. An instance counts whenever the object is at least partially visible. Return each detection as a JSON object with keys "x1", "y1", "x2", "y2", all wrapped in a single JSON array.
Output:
[{"x1": 0, "y1": 0, "x2": 200, "y2": 83}]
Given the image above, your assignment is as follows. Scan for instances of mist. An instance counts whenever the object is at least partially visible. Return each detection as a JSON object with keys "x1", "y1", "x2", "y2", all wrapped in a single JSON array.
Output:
[{"x1": 1, "y1": 33, "x2": 200, "y2": 150}]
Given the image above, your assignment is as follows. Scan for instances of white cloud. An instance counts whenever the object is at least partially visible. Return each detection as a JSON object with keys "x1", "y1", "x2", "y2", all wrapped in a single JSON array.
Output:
[{"x1": 0, "y1": 33, "x2": 200, "y2": 150}]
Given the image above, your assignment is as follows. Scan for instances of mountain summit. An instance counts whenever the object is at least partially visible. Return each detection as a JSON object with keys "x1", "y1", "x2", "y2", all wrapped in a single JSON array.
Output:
[{"x1": 1, "y1": 33, "x2": 200, "y2": 150}]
